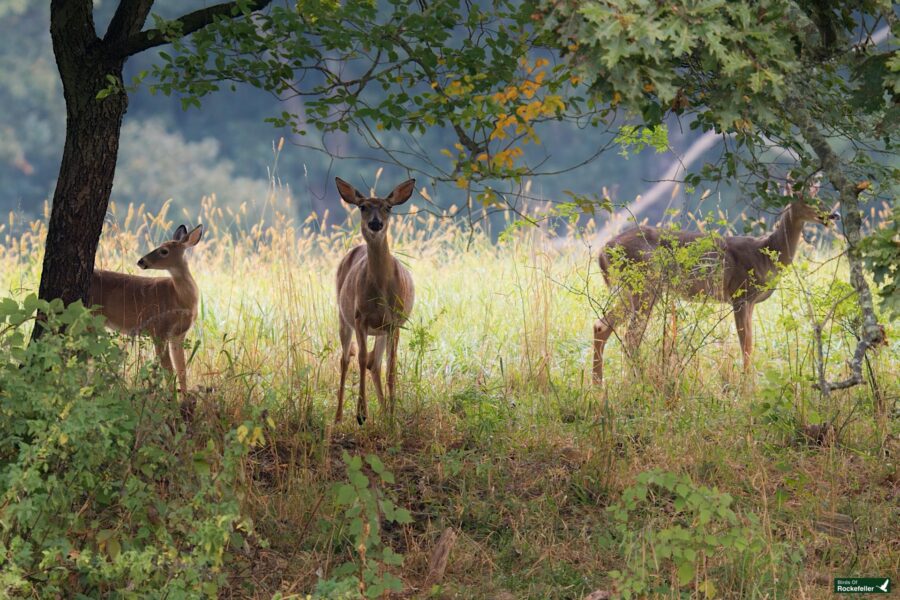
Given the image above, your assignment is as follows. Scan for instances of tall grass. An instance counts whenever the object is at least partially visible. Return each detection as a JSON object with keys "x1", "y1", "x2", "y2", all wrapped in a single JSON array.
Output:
[{"x1": 0, "y1": 193, "x2": 896, "y2": 599}]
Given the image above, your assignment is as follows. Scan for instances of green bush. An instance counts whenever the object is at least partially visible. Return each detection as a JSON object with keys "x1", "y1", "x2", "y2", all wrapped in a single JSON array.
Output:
[
  {"x1": 316, "y1": 452, "x2": 412, "y2": 599},
  {"x1": 607, "y1": 470, "x2": 803, "y2": 599},
  {"x1": 0, "y1": 295, "x2": 261, "y2": 598}
]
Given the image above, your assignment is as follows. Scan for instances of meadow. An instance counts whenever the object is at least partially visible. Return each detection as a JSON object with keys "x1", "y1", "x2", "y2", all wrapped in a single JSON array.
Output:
[{"x1": 0, "y1": 192, "x2": 897, "y2": 599}]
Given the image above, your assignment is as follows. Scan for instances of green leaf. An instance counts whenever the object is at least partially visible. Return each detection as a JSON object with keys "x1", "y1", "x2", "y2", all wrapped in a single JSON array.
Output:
[{"x1": 677, "y1": 560, "x2": 695, "y2": 586}]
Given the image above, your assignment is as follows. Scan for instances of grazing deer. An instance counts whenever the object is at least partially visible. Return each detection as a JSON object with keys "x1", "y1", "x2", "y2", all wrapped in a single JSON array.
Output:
[
  {"x1": 592, "y1": 185, "x2": 838, "y2": 383},
  {"x1": 88, "y1": 224, "x2": 204, "y2": 392},
  {"x1": 335, "y1": 177, "x2": 416, "y2": 424}
]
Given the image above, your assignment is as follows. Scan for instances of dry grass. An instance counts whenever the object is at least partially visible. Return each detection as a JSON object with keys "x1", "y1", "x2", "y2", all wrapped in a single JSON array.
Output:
[{"x1": 0, "y1": 193, "x2": 897, "y2": 599}]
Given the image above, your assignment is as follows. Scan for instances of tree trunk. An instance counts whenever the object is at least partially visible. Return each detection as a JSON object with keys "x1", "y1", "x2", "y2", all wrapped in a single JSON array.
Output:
[
  {"x1": 796, "y1": 111, "x2": 884, "y2": 392},
  {"x1": 34, "y1": 2, "x2": 128, "y2": 340}
]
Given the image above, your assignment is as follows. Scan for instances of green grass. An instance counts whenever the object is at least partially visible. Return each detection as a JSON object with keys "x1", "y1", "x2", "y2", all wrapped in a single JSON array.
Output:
[{"x1": 1, "y1": 196, "x2": 897, "y2": 599}]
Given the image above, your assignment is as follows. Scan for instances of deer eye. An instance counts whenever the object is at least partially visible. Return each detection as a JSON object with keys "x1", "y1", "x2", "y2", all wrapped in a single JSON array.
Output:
[{"x1": 159, "y1": 248, "x2": 169, "y2": 256}]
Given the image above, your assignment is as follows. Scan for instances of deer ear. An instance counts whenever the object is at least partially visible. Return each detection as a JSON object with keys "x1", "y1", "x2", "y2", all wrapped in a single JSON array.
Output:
[
  {"x1": 173, "y1": 224, "x2": 188, "y2": 241},
  {"x1": 387, "y1": 179, "x2": 416, "y2": 206},
  {"x1": 184, "y1": 224, "x2": 203, "y2": 247},
  {"x1": 336, "y1": 177, "x2": 364, "y2": 206}
]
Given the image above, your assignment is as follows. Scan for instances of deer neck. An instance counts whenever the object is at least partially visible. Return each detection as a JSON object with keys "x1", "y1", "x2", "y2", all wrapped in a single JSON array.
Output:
[
  {"x1": 167, "y1": 264, "x2": 199, "y2": 309},
  {"x1": 762, "y1": 205, "x2": 805, "y2": 267},
  {"x1": 365, "y1": 236, "x2": 395, "y2": 289}
]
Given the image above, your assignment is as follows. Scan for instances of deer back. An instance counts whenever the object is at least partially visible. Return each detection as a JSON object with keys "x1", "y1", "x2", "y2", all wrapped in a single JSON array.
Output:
[{"x1": 89, "y1": 270, "x2": 197, "y2": 339}]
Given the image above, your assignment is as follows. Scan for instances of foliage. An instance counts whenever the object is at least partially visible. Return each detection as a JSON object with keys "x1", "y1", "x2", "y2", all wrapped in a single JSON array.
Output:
[
  {"x1": 859, "y1": 203, "x2": 900, "y2": 318},
  {"x1": 607, "y1": 470, "x2": 804, "y2": 599},
  {"x1": 142, "y1": 0, "x2": 613, "y2": 201},
  {"x1": 317, "y1": 452, "x2": 412, "y2": 599},
  {"x1": 542, "y1": 0, "x2": 897, "y2": 193},
  {"x1": 0, "y1": 295, "x2": 262, "y2": 598}
]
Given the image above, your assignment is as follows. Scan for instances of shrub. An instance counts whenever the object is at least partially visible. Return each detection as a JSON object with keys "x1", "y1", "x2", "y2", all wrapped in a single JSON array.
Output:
[
  {"x1": 0, "y1": 295, "x2": 262, "y2": 598},
  {"x1": 607, "y1": 470, "x2": 803, "y2": 599}
]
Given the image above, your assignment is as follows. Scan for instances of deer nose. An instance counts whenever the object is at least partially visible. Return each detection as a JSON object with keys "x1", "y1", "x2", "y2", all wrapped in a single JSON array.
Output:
[
  {"x1": 368, "y1": 219, "x2": 384, "y2": 232},
  {"x1": 828, "y1": 211, "x2": 840, "y2": 221},
  {"x1": 137, "y1": 258, "x2": 148, "y2": 269}
]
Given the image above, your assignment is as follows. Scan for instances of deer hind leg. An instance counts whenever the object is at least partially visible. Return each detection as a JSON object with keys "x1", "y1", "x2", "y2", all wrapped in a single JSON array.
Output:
[
  {"x1": 335, "y1": 320, "x2": 353, "y2": 423},
  {"x1": 367, "y1": 334, "x2": 387, "y2": 415},
  {"x1": 733, "y1": 302, "x2": 754, "y2": 372},
  {"x1": 354, "y1": 319, "x2": 369, "y2": 425},
  {"x1": 386, "y1": 328, "x2": 400, "y2": 411},
  {"x1": 169, "y1": 335, "x2": 188, "y2": 393}
]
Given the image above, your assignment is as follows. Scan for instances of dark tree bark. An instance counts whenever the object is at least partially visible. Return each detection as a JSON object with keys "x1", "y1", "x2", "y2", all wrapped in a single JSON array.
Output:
[
  {"x1": 37, "y1": 1, "x2": 129, "y2": 332},
  {"x1": 33, "y1": 0, "x2": 272, "y2": 341}
]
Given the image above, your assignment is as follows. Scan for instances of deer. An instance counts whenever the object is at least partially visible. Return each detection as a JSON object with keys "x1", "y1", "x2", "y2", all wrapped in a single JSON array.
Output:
[
  {"x1": 592, "y1": 183, "x2": 839, "y2": 384},
  {"x1": 334, "y1": 177, "x2": 416, "y2": 425},
  {"x1": 88, "y1": 224, "x2": 204, "y2": 393}
]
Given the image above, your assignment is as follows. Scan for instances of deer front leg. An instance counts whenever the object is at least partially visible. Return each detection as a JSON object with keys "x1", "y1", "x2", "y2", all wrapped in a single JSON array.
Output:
[
  {"x1": 170, "y1": 335, "x2": 188, "y2": 393},
  {"x1": 367, "y1": 335, "x2": 387, "y2": 415},
  {"x1": 153, "y1": 337, "x2": 174, "y2": 373},
  {"x1": 733, "y1": 302, "x2": 754, "y2": 371},
  {"x1": 593, "y1": 317, "x2": 615, "y2": 384},
  {"x1": 386, "y1": 328, "x2": 400, "y2": 411},
  {"x1": 354, "y1": 318, "x2": 368, "y2": 425},
  {"x1": 336, "y1": 320, "x2": 353, "y2": 423}
]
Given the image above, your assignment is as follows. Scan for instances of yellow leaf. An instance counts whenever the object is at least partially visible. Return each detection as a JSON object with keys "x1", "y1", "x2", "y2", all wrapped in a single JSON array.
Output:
[{"x1": 455, "y1": 177, "x2": 468, "y2": 189}]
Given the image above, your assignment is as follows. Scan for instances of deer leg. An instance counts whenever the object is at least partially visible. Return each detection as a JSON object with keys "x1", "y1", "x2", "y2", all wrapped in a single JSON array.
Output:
[
  {"x1": 367, "y1": 335, "x2": 387, "y2": 415},
  {"x1": 623, "y1": 292, "x2": 657, "y2": 360},
  {"x1": 592, "y1": 315, "x2": 616, "y2": 384},
  {"x1": 733, "y1": 302, "x2": 754, "y2": 371},
  {"x1": 354, "y1": 319, "x2": 368, "y2": 425},
  {"x1": 386, "y1": 328, "x2": 400, "y2": 410},
  {"x1": 153, "y1": 337, "x2": 174, "y2": 372},
  {"x1": 170, "y1": 335, "x2": 188, "y2": 393},
  {"x1": 335, "y1": 320, "x2": 353, "y2": 423}
]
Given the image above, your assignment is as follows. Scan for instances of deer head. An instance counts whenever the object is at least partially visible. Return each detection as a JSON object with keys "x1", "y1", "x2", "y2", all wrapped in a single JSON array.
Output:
[
  {"x1": 137, "y1": 224, "x2": 204, "y2": 272},
  {"x1": 785, "y1": 178, "x2": 840, "y2": 226},
  {"x1": 336, "y1": 178, "x2": 416, "y2": 243}
]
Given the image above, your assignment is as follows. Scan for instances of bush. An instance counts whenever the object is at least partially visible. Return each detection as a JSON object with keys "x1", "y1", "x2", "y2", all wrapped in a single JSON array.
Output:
[
  {"x1": 607, "y1": 470, "x2": 803, "y2": 599},
  {"x1": 0, "y1": 295, "x2": 261, "y2": 597}
]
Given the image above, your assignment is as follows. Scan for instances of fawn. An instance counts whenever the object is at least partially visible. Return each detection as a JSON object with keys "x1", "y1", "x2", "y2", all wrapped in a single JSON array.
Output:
[
  {"x1": 88, "y1": 224, "x2": 203, "y2": 392},
  {"x1": 592, "y1": 184, "x2": 838, "y2": 383},
  {"x1": 334, "y1": 177, "x2": 416, "y2": 424}
]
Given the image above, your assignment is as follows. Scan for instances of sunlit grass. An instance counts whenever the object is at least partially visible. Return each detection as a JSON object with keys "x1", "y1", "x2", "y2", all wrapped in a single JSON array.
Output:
[{"x1": 1, "y1": 192, "x2": 897, "y2": 599}]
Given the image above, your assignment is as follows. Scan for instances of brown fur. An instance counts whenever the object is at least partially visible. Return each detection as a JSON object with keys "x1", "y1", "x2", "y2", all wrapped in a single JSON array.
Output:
[
  {"x1": 334, "y1": 178, "x2": 416, "y2": 424},
  {"x1": 88, "y1": 224, "x2": 203, "y2": 391},
  {"x1": 592, "y1": 195, "x2": 838, "y2": 383}
]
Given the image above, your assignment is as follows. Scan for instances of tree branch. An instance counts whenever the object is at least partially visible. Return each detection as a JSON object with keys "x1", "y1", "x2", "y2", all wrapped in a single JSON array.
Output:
[
  {"x1": 794, "y1": 109, "x2": 886, "y2": 393},
  {"x1": 111, "y1": 0, "x2": 273, "y2": 59},
  {"x1": 104, "y1": 0, "x2": 156, "y2": 49}
]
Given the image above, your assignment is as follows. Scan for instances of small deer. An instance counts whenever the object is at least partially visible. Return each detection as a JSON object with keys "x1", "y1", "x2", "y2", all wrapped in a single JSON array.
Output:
[
  {"x1": 88, "y1": 224, "x2": 204, "y2": 392},
  {"x1": 592, "y1": 185, "x2": 838, "y2": 383},
  {"x1": 335, "y1": 177, "x2": 416, "y2": 424}
]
